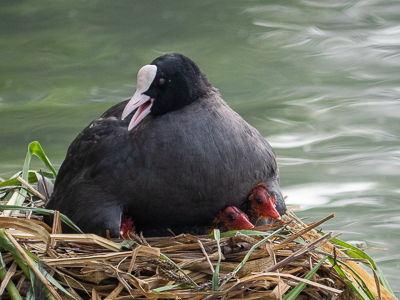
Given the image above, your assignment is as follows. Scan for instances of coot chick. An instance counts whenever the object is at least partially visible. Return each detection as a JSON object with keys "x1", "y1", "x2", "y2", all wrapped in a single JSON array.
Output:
[
  {"x1": 46, "y1": 53, "x2": 286, "y2": 237},
  {"x1": 245, "y1": 182, "x2": 282, "y2": 226},
  {"x1": 120, "y1": 206, "x2": 253, "y2": 238},
  {"x1": 120, "y1": 216, "x2": 135, "y2": 239},
  {"x1": 212, "y1": 206, "x2": 254, "y2": 232}
]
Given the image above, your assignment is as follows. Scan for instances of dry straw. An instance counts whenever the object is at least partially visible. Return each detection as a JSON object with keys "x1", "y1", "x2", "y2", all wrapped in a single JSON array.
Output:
[{"x1": 0, "y1": 209, "x2": 395, "y2": 300}]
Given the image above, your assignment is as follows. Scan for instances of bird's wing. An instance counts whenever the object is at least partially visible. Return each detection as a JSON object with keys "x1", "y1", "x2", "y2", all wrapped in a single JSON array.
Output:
[{"x1": 55, "y1": 101, "x2": 130, "y2": 186}]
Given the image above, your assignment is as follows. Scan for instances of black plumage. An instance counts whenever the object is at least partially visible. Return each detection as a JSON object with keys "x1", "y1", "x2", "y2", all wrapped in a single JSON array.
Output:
[{"x1": 46, "y1": 53, "x2": 286, "y2": 237}]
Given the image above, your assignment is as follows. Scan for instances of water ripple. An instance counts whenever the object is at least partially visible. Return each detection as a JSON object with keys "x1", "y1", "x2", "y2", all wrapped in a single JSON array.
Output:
[
  {"x1": 284, "y1": 182, "x2": 377, "y2": 209},
  {"x1": 267, "y1": 127, "x2": 398, "y2": 149}
]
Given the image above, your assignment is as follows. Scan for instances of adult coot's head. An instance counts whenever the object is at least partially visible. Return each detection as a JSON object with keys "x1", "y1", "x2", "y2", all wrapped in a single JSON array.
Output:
[{"x1": 122, "y1": 53, "x2": 212, "y2": 130}]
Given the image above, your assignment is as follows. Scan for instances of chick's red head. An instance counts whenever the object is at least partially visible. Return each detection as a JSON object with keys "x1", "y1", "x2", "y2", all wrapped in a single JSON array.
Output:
[
  {"x1": 249, "y1": 183, "x2": 281, "y2": 220},
  {"x1": 120, "y1": 216, "x2": 135, "y2": 239},
  {"x1": 218, "y1": 206, "x2": 254, "y2": 231}
]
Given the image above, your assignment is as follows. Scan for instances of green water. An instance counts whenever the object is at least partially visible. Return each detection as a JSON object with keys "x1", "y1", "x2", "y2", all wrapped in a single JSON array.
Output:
[{"x1": 1, "y1": 0, "x2": 399, "y2": 293}]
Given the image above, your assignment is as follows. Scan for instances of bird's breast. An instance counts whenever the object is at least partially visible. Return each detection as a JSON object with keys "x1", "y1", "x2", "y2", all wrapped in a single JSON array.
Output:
[{"x1": 121, "y1": 96, "x2": 274, "y2": 230}]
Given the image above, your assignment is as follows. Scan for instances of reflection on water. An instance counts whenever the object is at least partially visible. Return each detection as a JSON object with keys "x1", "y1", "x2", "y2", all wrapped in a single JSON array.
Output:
[
  {"x1": 284, "y1": 182, "x2": 377, "y2": 208},
  {"x1": 0, "y1": 0, "x2": 399, "y2": 293},
  {"x1": 268, "y1": 129, "x2": 397, "y2": 149}
]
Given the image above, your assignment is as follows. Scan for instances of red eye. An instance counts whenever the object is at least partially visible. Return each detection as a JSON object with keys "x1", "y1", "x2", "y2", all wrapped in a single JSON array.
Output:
[{"x1": 157, "y1": 78, "x2": 165, "y2": 85}]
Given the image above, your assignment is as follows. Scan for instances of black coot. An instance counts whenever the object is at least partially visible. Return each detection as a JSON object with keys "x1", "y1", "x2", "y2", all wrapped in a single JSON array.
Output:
[{"x1": 46, "y1": 53, "x2": 286, "y2": 237}]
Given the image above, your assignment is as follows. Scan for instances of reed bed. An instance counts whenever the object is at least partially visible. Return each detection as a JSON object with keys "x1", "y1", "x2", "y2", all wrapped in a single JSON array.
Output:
[
  {"x1": 0, "y1": 141, "x2": 396, "y2": 300},
  {"x1": 0, "y1": 209, "x2": 395, "y2": 300}
]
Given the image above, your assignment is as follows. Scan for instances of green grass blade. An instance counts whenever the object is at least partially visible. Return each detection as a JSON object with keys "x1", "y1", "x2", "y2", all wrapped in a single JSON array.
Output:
[
  {"x1": 0, "y1": 229, "x2": 30, "y2": 277},
  {"x1": 159, "y1": 253, "x2": 197, "y2": 287},
  {"x1": 332, "y1": 238, "x2": 393, "y2": 294},
  {"x1": 152, "y1": 284, "x2": 180, "y2": 294},
  {"x1": 0, "y1": 252, "x2": 23, "y2": 300},
  {"x1": 231, "y1": 227, "x2": 285, "y2": 275},
  {"x1": 340, "y1": 261, "x2": 376, "y2": 300},
  {"x1": 0, "y1": 230, "x2": 65, "y2": 300},
  {"x1": 14, "y1": 142, "x2": 57, "y2": 209},
  {"x1": 312, "y1": 230, "x2": 393, "y2": 295},
  {"x1": 26, "y1": 267, "x2": 58, "y2": 300},
  {"x1": 0, "y1": 171, "x2": 53, "y2": 189},
  {"x1": 27, "y1": 260, "x2": 58, "y2": 300},
  {"x1": 376, "y1": 266, "x2": 394, "y2": 295},
  {"x1": 26, "y1": 269, "x2": 36, "y2": 300},
  {"x1": 34, "y1": 261, "x2": 75, "y2": 299},
  {"x1": 332, "y1": 238, "x2": 377, "y2": 269},
  {"x1": 218, "y1": 226, "x2": 285, "y2": 290},
  {"x1": 209, "y1": 229, "x2": 283, "y2": 239},
  {"x1": 23, "y1": 142, "x2": 57, "y2": 180},
  {"x1": 119, "y1": 240, "x2": 140, "y2": 250},
  {"x1": 283, "y1": 256, "x2": 328, "y2": 300},
  {"x1": 0, "y1": 205, "x2": 83, "y2": 234},
  {"x1": 0, "y1": 231, "x2": 53, "y2": 299},
  {"x1": 212, "y1": 229, "x2": 221, "y2": 291},
  {"x1": 0, "y1": 205, "x2": 54, "y2": 215},
  {"x1": 328, "y1": 257, "x2": 370, "y2": 300}
]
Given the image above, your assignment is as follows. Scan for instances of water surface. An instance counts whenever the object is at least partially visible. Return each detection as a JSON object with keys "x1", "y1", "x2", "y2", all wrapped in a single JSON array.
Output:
[{"x1": 1, "y1": 0, "x2": 399, "y2": 293}]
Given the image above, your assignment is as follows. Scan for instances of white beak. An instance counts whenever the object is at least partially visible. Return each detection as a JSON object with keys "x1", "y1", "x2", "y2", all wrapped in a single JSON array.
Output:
[{"x1": 122, "y1": 65, "x2": 157, "y2": 130}]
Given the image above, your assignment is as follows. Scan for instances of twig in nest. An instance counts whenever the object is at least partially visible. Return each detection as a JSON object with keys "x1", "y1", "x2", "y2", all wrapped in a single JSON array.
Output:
[
  {"x1": 149, "y1": 258, "x2": 176, "y2": 270},
  {"x1": 279, "y1": 213, "x2": 335, "y2": 246},
  {"x1": 332, "y1": 246, "x2": 337, "y2": 268},
  {"x1": 198, "y1": 239, "x2": 214, "y2": 273},
  {"x1": 159, "y1": 269, "x2": 191, "y2": 285},
  {"x1": 4, "y1": 230, "x2": 63, "y2": 300},
  {"x1": 283, "y1": 219, "x2": 294, "y2": 230},
  {"x1": 195, "y1": 272, "x2": 234, "y2": 291},
  {"x1": 16, "y1": 275, "x2": 26, "y2": 292},
  {"x1": 130, "y1": 233, "x2": 144, "y2": 244},
  {"x1": 17, "y1": 176, "x2": 46, "y2": 201},
  {"x1": 167, "y1": 228, "x2": 176, "y2": 236},
  {"x1": 128, "y1": 231, "x2": 151, "y2": 247},
  {"x1": 139, "y1": 232, "x2": 150, "y2": 247},
  {"x1": 114, "y1": 257, "x2": 136, "y2": 298},
  {"x1": 0, "y1": 261, "x2": 17, "y2": 294},
  {"x1": 266, "y1": 231, "x2": 333, "y2": 272},
  {"x1": 39, "y1": 169, "x2": 51, "y2": 203},
  {"x1": 234, "y1": 232, "x2": 259, "y2": 245},
  {"x1": 128, "y1": 246, "x2": 141, "y2": 274}
]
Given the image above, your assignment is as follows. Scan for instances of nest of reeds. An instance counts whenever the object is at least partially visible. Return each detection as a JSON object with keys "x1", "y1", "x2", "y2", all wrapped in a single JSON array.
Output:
[{"x1": 0, "y1": 206, "x2": 395, "y2": 300}]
